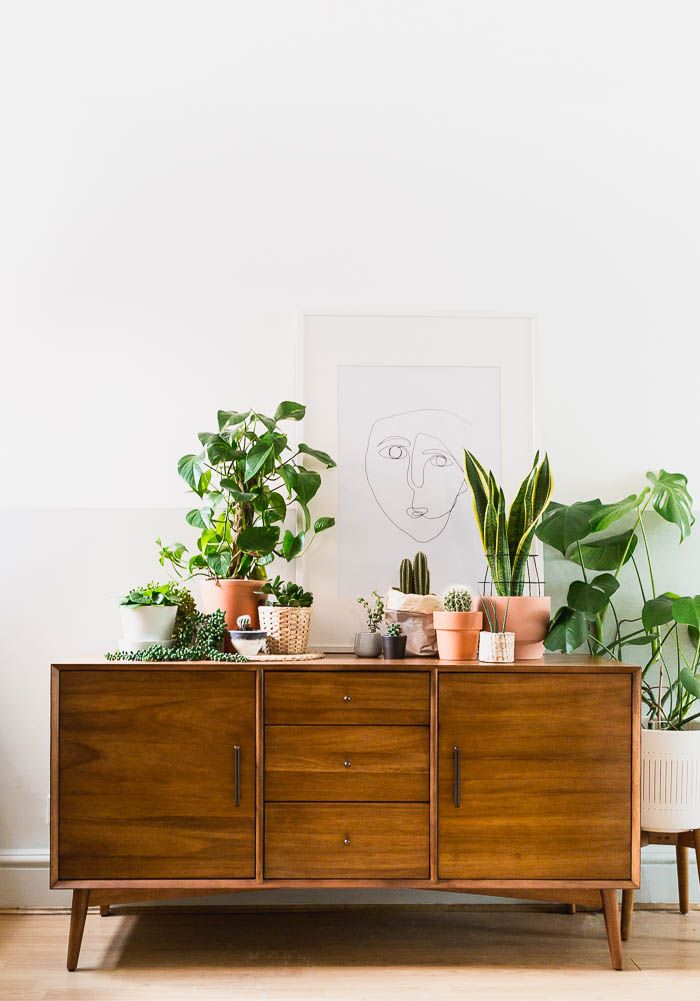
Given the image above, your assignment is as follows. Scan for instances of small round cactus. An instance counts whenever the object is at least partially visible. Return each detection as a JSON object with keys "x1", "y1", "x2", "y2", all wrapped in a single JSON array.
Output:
[
  {"x1": 236, "y1": 614, "x2": 252, "y2": 631},
  {"x1": 443, "y1": 586, "x2": 473, "y2": 613},
  {"x1": 386, "y1": 621, "x2": 403, "y2": 638}
]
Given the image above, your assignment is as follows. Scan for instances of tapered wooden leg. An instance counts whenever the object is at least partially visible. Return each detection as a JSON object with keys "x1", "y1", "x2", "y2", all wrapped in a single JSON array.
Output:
[
  {"x1": 621, "y1": 888, "x2": 634, "y2": 941},
  {"x1": 694, "y1": 829, "x2": 700, "y2": 892},
  {"x1": 67, "y1": 890, "x2": 90, "y2": 971},
  {"x1": 600, "y1": 890, "x2": 623, "y2": 970},
  {"x1": 676, "y1": 843, "x2": 689, "y2": 914},
  {"x1": 565, "y1": 903, "x2": 576, "y2": 914},
  {"x1": 99, "y1": 904, "x2": 110, "y2": 917}
]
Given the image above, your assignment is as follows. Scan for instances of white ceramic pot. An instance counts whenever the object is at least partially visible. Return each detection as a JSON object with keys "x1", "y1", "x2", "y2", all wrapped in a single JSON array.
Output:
[
  {"x1": 119, "y1": 605, "x2": 178, "y2": 645},
  {"x1": 641, "y1": 725, "x2": 700, "y2": 832},
  {"x1": 478, "y1": 631, "x2": 515, "y2": 664}
]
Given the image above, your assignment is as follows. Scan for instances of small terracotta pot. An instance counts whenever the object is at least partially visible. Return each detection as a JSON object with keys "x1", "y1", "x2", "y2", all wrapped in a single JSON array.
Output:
[
  {"x1": 199, "y1": 578, "x2": 263, "y2": 630},
  {"x1": 480, "y1": 596, "x2": 551, "y2": 659},
  {"x1": 434, "y1": 610, "x2": 483, "y2": 661}
]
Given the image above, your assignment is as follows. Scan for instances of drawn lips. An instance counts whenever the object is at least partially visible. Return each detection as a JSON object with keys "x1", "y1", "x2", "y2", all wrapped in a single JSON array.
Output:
[{"x1": 406, "y1": 506, "x2": 428, "y2": 518}]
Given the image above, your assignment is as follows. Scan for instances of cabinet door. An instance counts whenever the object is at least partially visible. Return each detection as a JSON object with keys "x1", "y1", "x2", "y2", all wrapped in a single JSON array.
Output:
[
  {"x1": 438, "y1": 673, "x2": 632, "y2": 880},
  {"x1": 58, "y1": 670, "x2": 255, "y2": 879}
]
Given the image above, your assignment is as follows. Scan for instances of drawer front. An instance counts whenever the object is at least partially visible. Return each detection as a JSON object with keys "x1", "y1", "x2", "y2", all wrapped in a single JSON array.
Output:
[
  {"x1": 265, "y1": 726, "x2": 429, "y2": 801},
  {"x1": 265, "y1": 803, "x2": 429, "y2": 878},
  {"x1": 265, "y1": 671, "x2": 429, "y2": 725}
]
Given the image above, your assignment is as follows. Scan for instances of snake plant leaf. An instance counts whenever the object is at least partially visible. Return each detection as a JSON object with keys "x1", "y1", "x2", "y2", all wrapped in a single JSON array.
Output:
[
  {"x1": 567, "y1": 580, "x2": 610, "y2": 621},
  {"x1": 464, "y1": 450, "x2": 491, "y2": 549},
  {"x1": 680, "y1": 668, "x2": 700, "y2": 699},
  {"x1": 642, "y1": 592, "x2": 678, "y2": 631},
  {"x1": 509, "y1": 454, "x2": 553, "y2": 594},
  {"x1": 274, "y1": 400, "x2": 306, "y2": 421},
  {"x1": 647, "y1": 469, "x2": 695, "y2": 542},
  {"x1": 544, "y1": 606, "x2": 589, "y2": 653},
  {"x1": 589, "y1": 491, "x2": 648, "y2": 532},
  {"x1": 236, "y1": 525, "x2": 280, "y2": 556},
  {"x1": 298, "y1": 443, "x2": 336, "y2": 468},
  {"x1": 494, "y1": 487, "x2": 512, "y2": 596},
  {"x1": 671, "y1": 595, "x2": 700, "y2": 632},
  {"x1": 507, "y1": 454, "x2": 538, "y2": 571},
  {"x1": 567, "y1": 528, "x2": 637, "y2": 570},
  {"x1": 536, "y1": 499, "x2": 601, "y2": 555}
]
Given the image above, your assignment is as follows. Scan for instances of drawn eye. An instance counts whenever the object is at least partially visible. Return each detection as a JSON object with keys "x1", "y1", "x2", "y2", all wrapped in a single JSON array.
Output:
[
  {"x1": 378, "y1": 444, "x2": 408, "y2": 460},
  {"x1": 428, "y1": 453, "x2": 452, "y2": 468}
]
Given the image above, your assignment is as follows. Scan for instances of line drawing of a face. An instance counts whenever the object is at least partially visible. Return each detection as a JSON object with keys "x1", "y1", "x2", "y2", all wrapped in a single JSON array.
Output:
[{"x1": 364, "y1": 409, "x2": 470, "y2": 543}]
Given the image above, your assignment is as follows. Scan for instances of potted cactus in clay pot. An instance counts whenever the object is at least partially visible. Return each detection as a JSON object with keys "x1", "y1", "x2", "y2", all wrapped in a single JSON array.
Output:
[
  {"x1": 385, "y1": 551, "x2": 443, "y2": 656},
  {"x1": 434, "y1": 586, "x2": 483, "y2": 661}
]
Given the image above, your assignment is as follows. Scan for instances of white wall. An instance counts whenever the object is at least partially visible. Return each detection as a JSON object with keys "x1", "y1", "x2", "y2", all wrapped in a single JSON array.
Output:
[{"x1": 1, "y1": 0, "x2": 699, "y2": 906}]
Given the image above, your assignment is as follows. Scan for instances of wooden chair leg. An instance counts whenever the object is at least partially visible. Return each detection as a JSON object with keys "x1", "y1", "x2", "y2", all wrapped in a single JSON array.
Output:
[
  {"x1": 621, "y1": 888, "x2": 634, "y2": 941},
  {"x1": 600, "y1": 890, "x2": 623, "y2": 970},
  {"x1": 676, "y1": 843, "x2": 689, "y2": 914},
  {"x1": 67, "y1": 889, "x2": 90, "y2": 971}
]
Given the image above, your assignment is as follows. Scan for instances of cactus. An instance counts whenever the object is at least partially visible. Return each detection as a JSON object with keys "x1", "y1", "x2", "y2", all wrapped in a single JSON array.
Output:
[
  {"x1": 399, "y1": 558, "x2": 414, "y2": 594},
  {"x1": 413, "y1": 551, "x2": 430, "y2": 595},
  {"x1": 386, "y1": 621, "x2": 402, "y2": 637},
  {"x1": 443, "y1": 586, "x2": 472, "y2": 612}
]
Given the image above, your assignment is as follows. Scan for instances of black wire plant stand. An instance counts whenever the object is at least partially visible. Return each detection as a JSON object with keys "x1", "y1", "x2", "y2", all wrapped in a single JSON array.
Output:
[{"x1": 479, "y1": 553, "x2": 546, "y2": 598}]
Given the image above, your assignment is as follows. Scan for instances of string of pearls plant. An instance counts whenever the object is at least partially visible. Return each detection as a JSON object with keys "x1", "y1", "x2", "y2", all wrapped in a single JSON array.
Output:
[{"x1": 106, "y1": 608, "x2": 247, "y2": 662}]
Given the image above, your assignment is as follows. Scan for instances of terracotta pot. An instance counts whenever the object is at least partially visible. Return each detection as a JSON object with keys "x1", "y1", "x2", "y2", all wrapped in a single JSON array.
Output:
[
  {"x1": 433, "y1": 610, "x2": 483, "y2": 661},
  {"x1": 479, "y1": 596, "x2": 551, "y2": 659},
  {"x1": 199, "y1": 578, "x2": 264, "y2": 630}
]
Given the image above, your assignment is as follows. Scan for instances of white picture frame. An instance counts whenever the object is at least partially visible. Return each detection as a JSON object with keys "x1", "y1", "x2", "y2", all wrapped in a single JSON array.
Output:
[{"x1": 298, "y1": 313, "x2": 535, "y2": 650}]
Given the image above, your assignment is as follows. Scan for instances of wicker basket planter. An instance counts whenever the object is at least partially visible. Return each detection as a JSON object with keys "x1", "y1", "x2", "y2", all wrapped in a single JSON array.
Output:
[{"x1": 258, "y1": 606, "x2": 312, "y2": 655}]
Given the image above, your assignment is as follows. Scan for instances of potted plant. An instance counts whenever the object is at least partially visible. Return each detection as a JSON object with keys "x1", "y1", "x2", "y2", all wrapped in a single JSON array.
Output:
[
  {"x1": 434, "y1": 586, "x2": 483, "y2": 661},
  {"x1": 118, "y1": 581, "x2": 195, "y2": 652},
  {"x1": 257, "y1": 576, "x2": 313, "y2": 655},
  {"x1": 464, "y1": 450, "x2": 553, "y2": 658},
  {"x1": 385, "y1": 552, "x2": 443, "y2": 655},
  {"x1": 478, "y1": 597, "x2": 515, "y2": 663},
  {"x1": 355, "y1": 592, "x2": 384, "y2": 657},
  {"x1": 228, "y1": 614, "x2": 268, "y2": 658},
  {"x1": 158, "y1": 401, "x2": 335, "y2": 629},
  {"x1": 382, "y1": 621, "x2": 407, "y2": 659},
  {"x1": 535, "y1": 468, "x2": 698, "y2": 832}
]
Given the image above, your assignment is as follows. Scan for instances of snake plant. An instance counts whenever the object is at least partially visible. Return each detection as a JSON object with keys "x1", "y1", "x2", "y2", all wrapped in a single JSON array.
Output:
[{"x1": 463, "y1": 450, "x2": 553, "y2": 596}]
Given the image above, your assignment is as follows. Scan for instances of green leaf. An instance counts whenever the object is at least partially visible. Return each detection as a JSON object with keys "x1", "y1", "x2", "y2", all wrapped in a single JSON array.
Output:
[
  {"x1": 544, "y1": 606, "x2": 589, "y2": 653},
  {"x1": 275, "y1": 400, "x2": 306, "y2": 421},
  {"x1": 590, "y1": 573, "x2": 620, "y2": 600},
  {"x1": 186, "y1": 507, "x2": 213, "y2": 530},
  {"x1": 267, "y1": 491, "x2": 287, "y2": 522},
  {"x1": 536, "y1": 500, "x2": 602, "y2": 555},
  {"x1": 680, "y1": 668, "x2": 700, "y2": 699},
  {"x1": 290, "y1": 467, "x2": 321, "y2": 504},
  {"x1": 279, "y1": 463, "x2": 296, "y2": 497},
  {"x1": 569, "y1": 529, "x2": 638, "y2": 570},
  {"x1": 236, "y1": 525, "x2": 280, "y2": 555},
  {"x1": 314, "y1": 516, "x2": 335, "y2": 533},
  {"x1": 217, "y1": 410, "x2": 249, "y2": 431},
  {"x1": 219, "y1": 481, "x2": 257, "y2": 502},
  {"x1": 298, "y1": 443, "x2": 336, "y2": 467},
  {"x1": 197, "y1": 432, "x2": 244, "y2": 465},
  {"x1": 282, "y1": 529, "x2": 305, "y2": 560},
  {"x1": 177, "y1": 453, "x2": 210, "y2": 497},
  {"x1": 642, "y1": 593, "x2": 677, "y2": 631},
  {"x1": 567, "y1": 580, "x2": 609, "y2": 621},
  {"x1": 244, "y1": 441, "x2": 274, "y2": 480},
  {"x1": 672, "y1": 595, "x2": 700, "y2": 632},
  {"x1": 589, "y1": 492, "x2": 647, "y2": 532},
  {"x1": 647, "y1": 469, "x2": 695, "y2": 542},
  {"x1": 206, "y1": 550, "x2": 232, "y2": 578},
  {"x1": 255, "y1": 413, "x2": 278, "y2": 432}
]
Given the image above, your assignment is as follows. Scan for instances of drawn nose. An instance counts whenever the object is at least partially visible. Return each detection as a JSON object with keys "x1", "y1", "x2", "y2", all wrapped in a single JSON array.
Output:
[{"x1": 407, "y1": 506, "x2": 428, "y2": 518}]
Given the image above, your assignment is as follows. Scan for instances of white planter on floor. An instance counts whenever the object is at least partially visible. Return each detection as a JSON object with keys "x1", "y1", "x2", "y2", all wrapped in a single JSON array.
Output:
[
  {"x1": 119, "y1": 605, "x2": 178, "y2": 649},
  {"x1": 641, "y1": 725, "x2": 700, "y2": 832}
]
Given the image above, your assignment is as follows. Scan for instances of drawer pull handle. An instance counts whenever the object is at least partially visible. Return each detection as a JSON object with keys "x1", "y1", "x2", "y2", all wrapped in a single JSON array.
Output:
[
  {"x1": 343, "y1": 694, "x2": 352, "y2": 702},
  {"x1": 343, "y1": 759, "x2": 352, "y2": 768},
  {"x1": 343, "y1": 837, "x2": 351, "y2": 846},
  {"x1": 453, "y1": 746, "x2": 461, "y2": 808},
  {"x1": 233, "y1": 745, "x2": 241, "y2": 807}
]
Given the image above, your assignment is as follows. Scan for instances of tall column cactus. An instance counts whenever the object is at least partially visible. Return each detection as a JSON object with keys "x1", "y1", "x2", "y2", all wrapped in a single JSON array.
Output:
[
  {"x1": 399, "y1": 558, "x2": 415, "y2": 594},
  {"x1": 413, "y1": 551, "x2": 430, "y2": 595}
]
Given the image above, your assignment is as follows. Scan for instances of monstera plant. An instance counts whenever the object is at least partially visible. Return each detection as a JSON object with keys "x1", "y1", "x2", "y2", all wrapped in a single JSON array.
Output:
[{"x1": 158, "y1": 401, "x2": 335, "y2": 629}]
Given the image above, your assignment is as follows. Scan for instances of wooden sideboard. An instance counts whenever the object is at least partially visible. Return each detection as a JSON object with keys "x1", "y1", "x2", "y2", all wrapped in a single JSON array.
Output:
[{"x1": 50, "y1": 655, "x2": 640, "y2": 970}]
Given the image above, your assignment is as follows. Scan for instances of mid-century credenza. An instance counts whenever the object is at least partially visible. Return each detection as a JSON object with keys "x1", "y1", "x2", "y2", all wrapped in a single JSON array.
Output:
[{"x1": 50, "y1": 655, "x2": 640, "y2": 970}]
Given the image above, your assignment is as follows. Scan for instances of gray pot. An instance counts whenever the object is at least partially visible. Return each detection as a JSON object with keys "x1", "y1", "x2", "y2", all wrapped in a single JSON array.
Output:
[{"x1": 354, "y1": 632, "x2": 383, "y2": 658}]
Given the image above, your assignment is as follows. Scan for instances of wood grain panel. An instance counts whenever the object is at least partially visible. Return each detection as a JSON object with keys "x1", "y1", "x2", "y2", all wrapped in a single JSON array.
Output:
[
  {"x1": 265, "y1": 671, "x2": 429, "y2": 724},
  {"x1": 265, "y1": 726, "x2": 428, "y2": 801},
  {"x1": 438, "y1": 673, "x2": 632, "y2": 880},
  {"x1": 58, "y1": 670, "x2": 256, "y2": 879},
  {"x1": 265, "y1": 804, "x2": 429, "y2": 878}
]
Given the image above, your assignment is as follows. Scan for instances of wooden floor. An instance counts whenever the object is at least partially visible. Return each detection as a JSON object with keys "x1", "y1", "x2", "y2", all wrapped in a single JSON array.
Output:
[{"x1": 1, "y1": 906, "x2": 699, "y2": 1000}]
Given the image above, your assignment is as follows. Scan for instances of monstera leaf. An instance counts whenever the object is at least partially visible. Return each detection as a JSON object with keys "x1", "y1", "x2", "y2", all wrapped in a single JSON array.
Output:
[
  {"x1": 536, "y1": 500, "x2": 601, "y2": 555},
  {"x1": 647, "y1": 470, "x2": 695, "y2": 542}
]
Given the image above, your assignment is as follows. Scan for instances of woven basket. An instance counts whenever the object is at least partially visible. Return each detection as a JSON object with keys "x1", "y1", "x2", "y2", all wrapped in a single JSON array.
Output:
[{"x1": 258, "y1": 606, "x2": 312, "y2": 655}]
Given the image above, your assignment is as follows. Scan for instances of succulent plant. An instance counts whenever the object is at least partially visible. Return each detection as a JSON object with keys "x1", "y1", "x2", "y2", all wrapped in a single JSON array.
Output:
[
  {"x1": 413, "y1": 551, "x2": 430, "y2": 595},
  {"x1": 443, "y1": 586, "x2": 472, "y2": 613},
  {"x1": 357, "y1": 591, "x2": 385, "y2": 633},
  {"x1": 399, "y1": 558, "x2": 415, "y2": 594},
  {"x1": 386, "y1": 621, "x2": 403, "y2": 638},
  {"x1": 236, "y1": 615, "x2": 252, "y2": 631},
  {"x1": 106, "y1": 609, "x2": 247, "y2": 662}
]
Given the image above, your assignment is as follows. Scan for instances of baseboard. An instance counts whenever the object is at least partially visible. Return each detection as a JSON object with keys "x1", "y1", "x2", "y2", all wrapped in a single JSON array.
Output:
[{"x1": 2, "y1": 848, "x2": 697, "y2": 909}]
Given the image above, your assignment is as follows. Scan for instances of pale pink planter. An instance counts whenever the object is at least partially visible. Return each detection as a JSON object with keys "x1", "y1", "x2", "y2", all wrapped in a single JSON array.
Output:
[{"x1": 479, "y1": 596, "x2": 551, "y2": 659}]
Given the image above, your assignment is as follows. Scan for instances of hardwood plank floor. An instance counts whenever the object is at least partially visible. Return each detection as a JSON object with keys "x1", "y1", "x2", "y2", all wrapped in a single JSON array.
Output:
[{"x1": 0, "y1": 906, "x2": 699, "y2": 1000}]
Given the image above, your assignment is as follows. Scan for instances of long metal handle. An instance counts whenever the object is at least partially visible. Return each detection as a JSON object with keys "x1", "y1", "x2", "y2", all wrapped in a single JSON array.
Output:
[
  {"x1": 453, "y1": 746, "x2": 461, "y2": 808},
  {"x1": 233, "y1": 745, "x2": 241, "y2": 806}
]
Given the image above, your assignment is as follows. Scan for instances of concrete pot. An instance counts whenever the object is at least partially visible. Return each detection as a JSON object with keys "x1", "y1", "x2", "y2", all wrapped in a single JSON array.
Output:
[
  {"x1": 641, "y1": 725, "x2": 700, "y2": 832},
  {"x1": 354, "y1": 632, "x2": 382, "y2": 658}
]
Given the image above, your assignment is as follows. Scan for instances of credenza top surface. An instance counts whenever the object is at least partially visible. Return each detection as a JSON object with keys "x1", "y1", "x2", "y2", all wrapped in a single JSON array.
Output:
[{"x1": 52, "y1": 654, "x2": 639, "y2": 673}]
